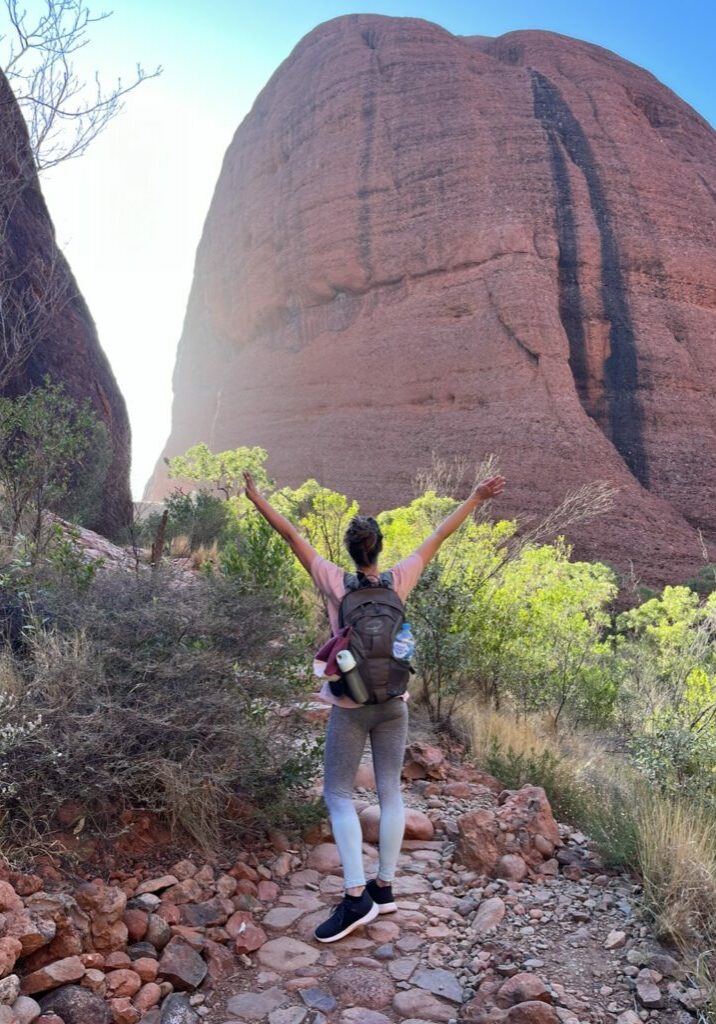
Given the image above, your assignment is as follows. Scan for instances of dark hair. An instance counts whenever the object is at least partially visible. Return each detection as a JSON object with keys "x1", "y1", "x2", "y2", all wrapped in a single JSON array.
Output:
[{"x1": 344, "y1": 515, "x2": 383, "y2": 569}]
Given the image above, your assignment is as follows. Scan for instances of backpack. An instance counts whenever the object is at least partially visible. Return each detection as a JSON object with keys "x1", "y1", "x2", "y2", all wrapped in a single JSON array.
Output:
[{"x1": 334, "y1": 570, "x2": 413, "y2": 704}]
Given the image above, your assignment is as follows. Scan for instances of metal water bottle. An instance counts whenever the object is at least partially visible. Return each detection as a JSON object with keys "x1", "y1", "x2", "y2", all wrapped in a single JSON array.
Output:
[{"x1": 336, "y1": 649, "x2": 371, "y2": 705}]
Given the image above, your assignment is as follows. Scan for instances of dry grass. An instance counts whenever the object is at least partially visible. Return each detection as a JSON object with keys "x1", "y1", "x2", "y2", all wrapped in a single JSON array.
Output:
[
  {"x1": 638, "y1": 798, "x2": 716, "y2": 978},
  {"x1": 0, "y1": 570, "x2": 324, "y2": 858},
  {"x1": 169, "y1": 533, "x2": 192, "y2": 558},
  {"x1": 462, "y1": 702, "x2": 716, "y2": 1009}
]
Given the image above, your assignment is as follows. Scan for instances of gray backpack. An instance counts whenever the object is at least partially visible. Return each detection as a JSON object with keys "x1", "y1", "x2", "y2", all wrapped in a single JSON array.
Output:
[{"x1": 336, "y1": 571, "x2": 412, "y2": 703}]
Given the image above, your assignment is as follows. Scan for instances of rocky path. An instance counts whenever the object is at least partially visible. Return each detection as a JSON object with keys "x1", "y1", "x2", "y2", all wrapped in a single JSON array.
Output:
[
  {"x1": 0, "y1": 727, "x2": 707, "y2": 1024},
  {"x1": 200, "y1": 739, "x2": 702, "y2": 1024}
]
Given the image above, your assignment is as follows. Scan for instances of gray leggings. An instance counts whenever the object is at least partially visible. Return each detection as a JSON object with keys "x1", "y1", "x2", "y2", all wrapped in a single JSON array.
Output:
[{"x1": 323, "y1": 699, "x2": 409, "y2": 888}]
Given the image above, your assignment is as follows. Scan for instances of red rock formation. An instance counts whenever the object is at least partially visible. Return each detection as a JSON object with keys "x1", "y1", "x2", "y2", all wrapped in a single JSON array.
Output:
[
  {"x1": 0, "y1": 72, "x2": 131, "y2": 536},
  {"x1": 147, "y1": 16, "x2": 716, "y2": 583}
]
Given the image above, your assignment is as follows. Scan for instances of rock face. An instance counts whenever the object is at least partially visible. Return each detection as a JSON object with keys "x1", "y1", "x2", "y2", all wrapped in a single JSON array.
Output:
[
  {"x1": 0, "y1": 71, "x2": 131, "y2": 536},
  {"x1": 147, "y1": 16, "x2": 716, "y2": 583}
]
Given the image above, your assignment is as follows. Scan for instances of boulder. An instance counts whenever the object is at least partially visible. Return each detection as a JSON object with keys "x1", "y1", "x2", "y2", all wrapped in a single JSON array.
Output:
[
  {"x1": 457, "y1": 786, "x2": 560, "y2": 874},
  {"x1": 157, "y1": 937, "x2": 207, "y2": 991},
  {"x1": 146, "y1": 15, "x2": 716, "y2": 586},
  {"x1": 38, "y1": 984, "x2": 112, "y2": 1024}
]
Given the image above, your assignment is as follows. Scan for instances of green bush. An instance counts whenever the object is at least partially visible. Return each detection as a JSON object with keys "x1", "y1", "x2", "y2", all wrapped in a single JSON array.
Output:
[{"x1": 0, "y1": 378, "x2": 110, "y2": 549}]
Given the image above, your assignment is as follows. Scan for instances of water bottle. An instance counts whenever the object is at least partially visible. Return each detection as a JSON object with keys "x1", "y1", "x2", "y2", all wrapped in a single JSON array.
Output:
[
  {"x1": 335, "y1": 649, "x2": 371, "y2": 705},
  {"x1": 393, "y1": 623, "x2": 415, "y2": 661}
]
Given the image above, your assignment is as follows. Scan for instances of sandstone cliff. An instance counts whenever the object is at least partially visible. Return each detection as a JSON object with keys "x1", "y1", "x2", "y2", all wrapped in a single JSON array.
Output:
[
  {"x1": 0, "y1": 71, "x2": 131, "y2": 537},
  {"x1": 147, "y1": 16, "x2": 716, "y2": 583}
]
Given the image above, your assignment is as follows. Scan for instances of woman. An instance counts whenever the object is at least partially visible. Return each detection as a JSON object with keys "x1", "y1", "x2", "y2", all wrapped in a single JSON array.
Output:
[{"x1": 243, "y1": 470, "x2": 505, "y2": 942}]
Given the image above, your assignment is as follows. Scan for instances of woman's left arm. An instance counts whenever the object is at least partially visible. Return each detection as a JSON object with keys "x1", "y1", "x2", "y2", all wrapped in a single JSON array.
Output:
[
  {"x1": 413, "y1": 474, "x2": 506, "y2": 567},
  {"x1": 243, "y1": 471, "x2": 319, "y2": 575}
]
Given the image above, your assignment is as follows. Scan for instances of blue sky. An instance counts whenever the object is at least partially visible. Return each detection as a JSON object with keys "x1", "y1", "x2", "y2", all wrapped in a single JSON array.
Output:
[{"x1": 38, "y1": 0, "x2": 716, "y2": 496}]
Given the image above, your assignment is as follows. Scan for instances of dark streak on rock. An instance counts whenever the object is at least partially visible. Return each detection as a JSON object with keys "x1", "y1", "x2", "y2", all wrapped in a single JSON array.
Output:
[{"x1": 530, "y1": 69, "x2": 649, "y2": 486}]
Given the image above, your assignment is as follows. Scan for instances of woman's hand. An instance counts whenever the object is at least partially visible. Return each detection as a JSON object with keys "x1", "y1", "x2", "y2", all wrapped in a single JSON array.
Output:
[
  {"x1": 472, "y1": 474, "x2": 506, "y2": 501},
  {"x1": 243, "y1": 470, "x2": 261, "y2": 504}
]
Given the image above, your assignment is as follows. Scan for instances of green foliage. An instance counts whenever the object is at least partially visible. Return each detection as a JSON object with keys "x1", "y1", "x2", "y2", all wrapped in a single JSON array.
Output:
[
  {"x1": 275, "y1": 480, "x2": 359, "y2": 566},
  {"x1": 379, "y1": 492, "x2": 618, "y2": 728},
  {"x1": 613, "y1": 587, "x2": 716, "y2": 802},
  {"x1": 44, "y1": 523, "x2": 103, "y2": 594},
  {"x1": 0, "y1": 379, "x2": 110, "y2": 546},
  {"x1": 167, "y1": 443, "x2": 272, "y2": 499},
  {"x1": 140, "y1": 489, "x2": 228, "y2": 551}
]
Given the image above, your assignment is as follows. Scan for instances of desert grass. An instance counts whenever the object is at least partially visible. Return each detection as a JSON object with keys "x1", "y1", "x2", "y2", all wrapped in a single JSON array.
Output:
[{"x1": 461, "y1": 702, "x2": 716, "y2": 1009}]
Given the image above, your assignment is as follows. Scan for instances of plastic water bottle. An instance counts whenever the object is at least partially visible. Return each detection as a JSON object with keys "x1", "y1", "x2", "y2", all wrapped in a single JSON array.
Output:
[
  {"x1": 336, "y1": 649, "x2": 371, "y2": 705},
  {"x1": 393, "y1": 623, "x2": 415, "y2": 661}
]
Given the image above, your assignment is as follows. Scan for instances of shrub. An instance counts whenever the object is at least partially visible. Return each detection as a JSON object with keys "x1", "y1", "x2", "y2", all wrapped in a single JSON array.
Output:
[
  {"x1": 0, "y1": 568, "x2": 324, "y2": 855},
  {"x1": 0, "y1": 378, "x2": 110, "y2": 548}
]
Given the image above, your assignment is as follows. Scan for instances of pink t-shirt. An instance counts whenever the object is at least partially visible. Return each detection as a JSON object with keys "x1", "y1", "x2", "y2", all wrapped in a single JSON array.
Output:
[{"x1": 311, "y1": 553, "x2": 424, "y2": 708}]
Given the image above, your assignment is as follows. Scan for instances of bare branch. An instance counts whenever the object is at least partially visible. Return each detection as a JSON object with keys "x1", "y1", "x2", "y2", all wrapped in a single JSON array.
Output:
[{"x1": 1, "y1": 0, "x2": 161, "y2": 171}]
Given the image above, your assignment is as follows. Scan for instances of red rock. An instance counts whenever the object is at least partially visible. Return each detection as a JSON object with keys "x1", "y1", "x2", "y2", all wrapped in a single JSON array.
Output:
[
  {"x1": 133, "y1": 981, "x2": 162, "y2": 1010},
  {"x1": 497, "y1": 974, "x2": 552, "y2": 1008},
  {"x1": 21, "y1": 956, "x2": 86, "y2": 995},
  {"x1": 146, "y1": 16, "x2": 716, "y2": 585},
  {"x1": 471, "y1": 897, "x2": 506, "y2": 937},
  {"x1": 0, "y1": 880, "x2": 23, "y2": 914},
  {"x1": 3, "y1": 909, "x2": 56, "y2": 956},
  {"x1": 442, "y1": 782, "x2": 473, "y2": 798},
  {"x1": 10, "y1": 872, "x2": 43, "y2": 896},
  {"x1": 105, "y1": 969, "x2": 142, "y2": 998},
  {"x1": 458, "y1": 786, "x2": 560, "y2": 874},
  {"x1": 496, "y1": 855, "x2": 529, "y2": 882},
  {"x1": 562, "y1": 863, "x2": 583, "y2": 881},
  {"x1": 75, "y1": 881, "x2": 128, "y2": 953},
  {"x1": 135, "y1": 875, "x2": 179, "y2": 896},
  {"x1": 36, "y1": 1016, "x2": 65, "y2": 1024},
  {"x1": 229, "y1": 862, "x2": 260, "y2": 883},
  {"x1": 162, "y1": 879, "x2": 203, "y2": 905},
  {"x1": 80, "y1": 953, "x2": 106, "y2": 970},
  {"x1": 169, "y1": 860, "x2": 197, "y2": 881},
  {"x1": 504, "y1": 1002, "x2": 559, "y2": 1024},
  {"x1": 81, "y1": 968, "x2": 107, "y2": 995},
  {"x1": 0, "y1": 937, "x2": 21, "y2": 974},
  {"x1": 156, "y1": 903, "x2": 181, "y2": 925},
  {"x1": 359, "y1": 804, "x2": 435, "y2": 842},
  {"x1": 105, "y1": 951, "x2": 132, "y2": 969},
  {"x1": 404, "y1": 743, "x2": 448, "y2": 781},
  {"x1": 257, "y1": 880, "x2": 279, "y2": 901},
  {"x1": 229, "y1": 911, "x2": 268, "y2": 955},
  {"x1": 306, "y1": 843, "x2": 342, "y2": 873},
  {"x1": 0, "y1": 76, "x2": 131, "y2": 534},
  {"x1": 123, "y1": 909, "x2": 148, "y2": 943},
  {"x1": 108, "y1": 997, "x2": 141, "y2": 1024},
  {"x1": 216, "y1": 874, "x2": 238, "y2": 899},
  {"x1": 132, "y1": 956, "x2": 159, "y2": 982},
  {"x1": 203, "y1": 937, "x2": 236, "y2": 981},
  {"x1": 169, "y1": 926, "x2": 205, "y2": 950},
  {"x1": 157, "y1": 936, "x2": 208, "y2": 990}
]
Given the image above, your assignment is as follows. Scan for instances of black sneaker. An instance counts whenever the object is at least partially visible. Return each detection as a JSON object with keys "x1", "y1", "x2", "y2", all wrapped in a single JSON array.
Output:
[
  {"x1": 366, "y1": 878, "x2": 398, "y2": 914},
  {"x1": 314, "y1": 890, "x2": 379, "y2": 943}
]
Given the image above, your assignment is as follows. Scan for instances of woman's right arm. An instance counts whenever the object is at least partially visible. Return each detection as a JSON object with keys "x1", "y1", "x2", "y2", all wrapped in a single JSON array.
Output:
[
  {"x1": 413, "y1": 474, "x2": 506, "y2": 567},
  {"x1": 243, "y1": 471, "x2": 319, "y2": 575}
]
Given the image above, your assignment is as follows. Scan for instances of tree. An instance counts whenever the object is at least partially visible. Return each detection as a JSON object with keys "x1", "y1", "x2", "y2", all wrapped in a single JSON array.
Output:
[
  {"x1": 167, "y1": 444, "x2": 273, "y2": 502},
  {"x1": 1, "y1": 0, "x2": 161, "y2": 171},
  {"x1": 0, "y1": 377, "x2": 110, "y2": 548}
]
